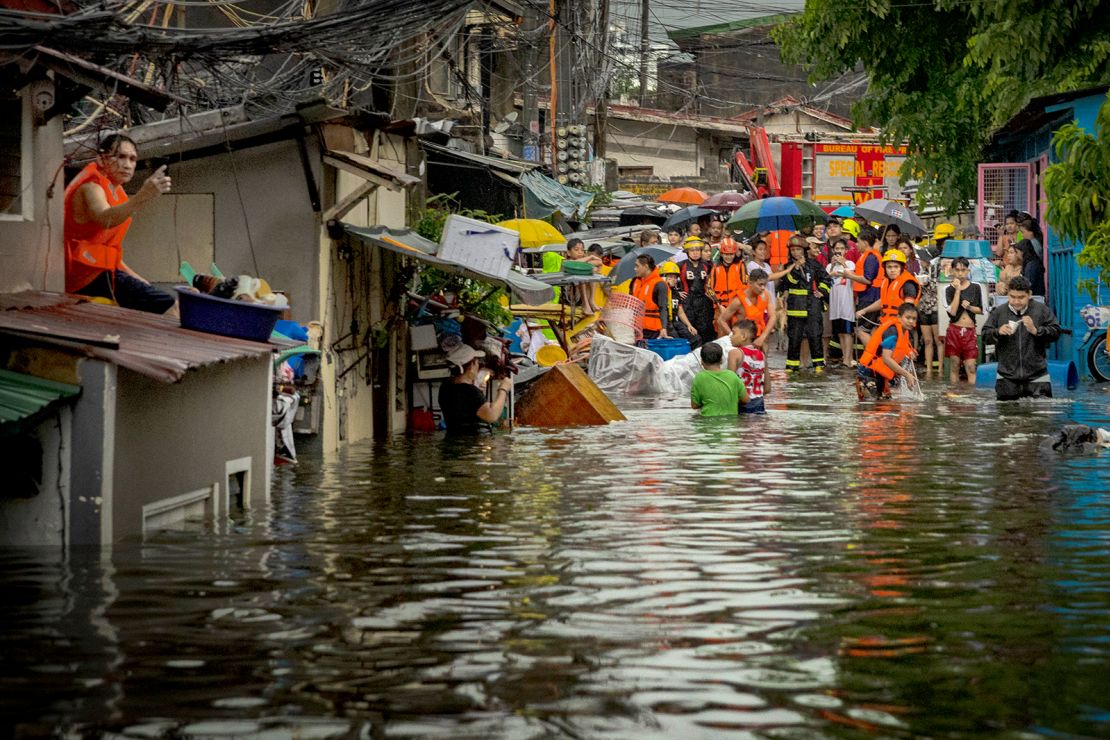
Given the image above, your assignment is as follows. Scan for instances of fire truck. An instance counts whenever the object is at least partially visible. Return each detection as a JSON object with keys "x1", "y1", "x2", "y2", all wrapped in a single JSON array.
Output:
[{"x1": 735, "y1": 130, "x2": 909, "y2": 206}]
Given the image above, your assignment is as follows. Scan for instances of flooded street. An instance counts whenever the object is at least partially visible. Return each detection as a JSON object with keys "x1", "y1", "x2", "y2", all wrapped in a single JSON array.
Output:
[{"x1": 4, "y1": 374, "x2": 1110, "y2": 737}]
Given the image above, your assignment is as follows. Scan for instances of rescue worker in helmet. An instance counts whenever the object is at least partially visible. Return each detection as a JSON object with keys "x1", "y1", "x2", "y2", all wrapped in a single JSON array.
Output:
[
  {"x1": 674, "y1": 237, "x2": 716, "y2": 348},
  {"x1": 709, "y1": 238, "x2": 747, "y2": 324},
  {"x1": 856, "y1": 248, "x2": 920, "y2": 325},
  {"x1": 780, "y1": 235, "x2": 830, "y2": 373},
  {"x1": 856, "y1": 302, "x2": 919, "y2": 400},
  {"x1": 630, "y1": 254, "x2": 673, "y2": 340}
]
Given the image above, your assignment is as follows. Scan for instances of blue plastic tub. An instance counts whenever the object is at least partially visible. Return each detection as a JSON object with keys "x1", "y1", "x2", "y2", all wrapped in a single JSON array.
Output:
[
  {"x1": 176, "y1": 286, "x2": 283, "y2": 343},
  {"x1": 646, "y1": 337, "x2": 691, "y2": 360},
  {"x1": 975, "y1": 361, "x2": 1079, "y2": 391}
]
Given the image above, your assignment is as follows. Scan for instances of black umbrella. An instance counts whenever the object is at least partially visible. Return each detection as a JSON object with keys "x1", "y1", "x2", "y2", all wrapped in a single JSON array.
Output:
[
  {"x1": 853, "y1": 198, "x2": 927, "y2": 237},
  {"x1": 609, "y1": 246, "x2": 680, "y2": 285},
  {"x1": 618, "y1": 205, "x2": 670, "y2": 227},
  {"x1": 661, "y1": 206, "x2": 718, "y2": 232}
]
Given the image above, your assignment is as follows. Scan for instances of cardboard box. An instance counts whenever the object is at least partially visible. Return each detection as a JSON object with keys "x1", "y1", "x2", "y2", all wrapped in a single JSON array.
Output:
[{"x1": 437, "y1": 214, "x2": 519, "y2": 279}]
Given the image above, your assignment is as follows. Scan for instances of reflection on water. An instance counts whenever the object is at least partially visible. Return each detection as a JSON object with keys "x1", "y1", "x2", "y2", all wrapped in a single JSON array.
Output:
[{"x1": 2, "y1": 376, "x2": 1110, "y2": 736}]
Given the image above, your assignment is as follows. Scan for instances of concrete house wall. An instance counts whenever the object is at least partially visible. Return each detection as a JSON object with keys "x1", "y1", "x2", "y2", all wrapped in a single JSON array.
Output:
[
  {"x1": 111, "y1": 357, "x2": 272, "y2": 540},
  {"x1": 131, "y1": 138, "x2": 323, "y2": 325},
  {"x1": 0, "y1": 86, "x2": 65, "y2": 294},
  {"x1": 316, "y1": 131, "x2": 411, "y2": 449},
  {"x1": 0, "y1": 407, "x2": 71, "y2": 547},
  {"x1": 607, "y1": 119, "x2": 701, "y2": 177}
]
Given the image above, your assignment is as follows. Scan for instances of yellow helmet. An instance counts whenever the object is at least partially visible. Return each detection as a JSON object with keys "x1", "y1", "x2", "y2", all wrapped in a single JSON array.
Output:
[
  {"x1": 932, "y1": 222, "x2": 956, "y2": 240},
  {"x1": 881, "y1": 249, "x2": 907, "y2": 264},
  {"x1": 658, "y1": 261, "x2": 681, "y2": 276},
  {"x1": 842, "y1": 218, "x2": 860, "y2": 238},
  {"x1": 682, "y1": 236, "x2": 706, "y2": 249}
]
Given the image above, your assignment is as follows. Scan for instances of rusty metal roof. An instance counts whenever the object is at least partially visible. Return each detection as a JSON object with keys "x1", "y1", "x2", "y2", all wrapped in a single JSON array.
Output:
[{"x1": 0, "y1": 292, "x2": 274, "y2": 384}]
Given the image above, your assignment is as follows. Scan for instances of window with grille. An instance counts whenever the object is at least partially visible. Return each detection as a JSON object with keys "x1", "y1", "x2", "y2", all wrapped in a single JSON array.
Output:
[{"x1": 0, "y1": 93, "x2": 29, "y2": 220}]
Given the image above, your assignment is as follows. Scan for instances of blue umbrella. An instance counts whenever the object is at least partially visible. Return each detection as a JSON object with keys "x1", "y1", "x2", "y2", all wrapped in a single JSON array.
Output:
[
  {"x1": 661, "y1": 206, "x2": 717, "y2": 232},
  {"x1": 831, "y1": 205, "x2": 856, "y2": 218},
  {"x1": 726, "y1": 196, "x2": 829, "y2": 235}
]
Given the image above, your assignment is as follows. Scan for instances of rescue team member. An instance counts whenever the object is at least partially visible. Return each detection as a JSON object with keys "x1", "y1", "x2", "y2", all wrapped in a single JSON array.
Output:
[
  {"x1": 709, "y1": 239, "x2": 747, "y2": 319},
  {"x1": 981, "y1": 275, "x2": 1061, "y2": 401},
  {"x1": 856, "y1": 249, "x2": 919, "y2": 325},
  {"x1": 841, "y1": 227, "x2": 883, "y2": 347},
  {"x1": 64, "y1": 134, "x2": 175, "y2": 314},
  {"x1": 715, "y1": 268, "x2": 776, "y2": 347},
  {"x1": 856, "y1": 302, "x2": 919, "y2": 401},
  {"x1": 675, "y1": 237, "x2": 716, "y2": 346},
  {"x1": 780, "y1": 236, "x2": 830, "y2": 373},
  {"x1": 630, "y1": 254, "x2": 673, "y2": 340}
]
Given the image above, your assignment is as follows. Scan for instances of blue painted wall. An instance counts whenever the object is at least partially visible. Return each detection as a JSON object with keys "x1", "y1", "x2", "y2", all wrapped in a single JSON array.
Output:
[{"x1": 1043, "y1": 93, "x2": 1109, "y2": 372}]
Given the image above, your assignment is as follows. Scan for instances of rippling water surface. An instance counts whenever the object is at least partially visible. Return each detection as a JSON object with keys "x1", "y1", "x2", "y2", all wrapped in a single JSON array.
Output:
[{"x1": 3, "y1": 374, "x2": 1110, "y2": 737}]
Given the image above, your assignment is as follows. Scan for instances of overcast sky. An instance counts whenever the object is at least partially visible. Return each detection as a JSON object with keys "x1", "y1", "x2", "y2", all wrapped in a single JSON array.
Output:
[{"x1": 610, "y1": 0, "x2": 806, "y2": 44}]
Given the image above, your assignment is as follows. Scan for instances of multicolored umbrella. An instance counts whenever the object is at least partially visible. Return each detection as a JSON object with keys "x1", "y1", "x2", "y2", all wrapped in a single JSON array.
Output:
[
  {"x1": 496, "y1": 218, "x2": 565, "y2": 249},
  {"x1": 658, "y1": 187, "x2": 709, "y2": 205},
  {"x1": 725, "y1": 196, "x2": 829, "y2": 235},
  {"x1": 661, "y1": 206, "x2": 717, "y2": 232},
  {"x1": 702, "y1": 191, "x2": 754, "y2": 211},
  {"x1": 853, "y1": 198, "x2": 927, "y2": 237}
]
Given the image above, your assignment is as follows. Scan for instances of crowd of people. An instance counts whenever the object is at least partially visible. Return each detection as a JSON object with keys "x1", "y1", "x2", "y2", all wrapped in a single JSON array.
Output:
[{"x1": 610, "y1": 211, "x2": 1060, "y2": 415}]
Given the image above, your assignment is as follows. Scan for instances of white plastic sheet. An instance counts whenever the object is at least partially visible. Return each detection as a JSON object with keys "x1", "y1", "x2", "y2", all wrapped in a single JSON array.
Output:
[{"x1": 588, "y1": 335, "x2": 735, "y2": 397}]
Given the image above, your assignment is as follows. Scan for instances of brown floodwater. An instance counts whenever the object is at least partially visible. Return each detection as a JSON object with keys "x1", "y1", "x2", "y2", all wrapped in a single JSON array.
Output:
[{"x1": 2, "y1": 373, "x2": 1110, "y2": 737}]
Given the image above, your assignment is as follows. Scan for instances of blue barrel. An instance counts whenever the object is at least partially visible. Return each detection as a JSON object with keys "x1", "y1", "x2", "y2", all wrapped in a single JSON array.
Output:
[
  {"x1": 975, "y1": 361, "x2": 1079, "y2": 390},
  {"x1": 645, "y1": 338, "x2": 691, "y2": 360}
]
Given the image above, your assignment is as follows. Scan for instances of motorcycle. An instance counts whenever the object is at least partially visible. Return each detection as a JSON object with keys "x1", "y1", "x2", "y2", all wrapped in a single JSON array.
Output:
[{"x1": 1079, "y1": 303, "x2": 1110, "y2": 382}]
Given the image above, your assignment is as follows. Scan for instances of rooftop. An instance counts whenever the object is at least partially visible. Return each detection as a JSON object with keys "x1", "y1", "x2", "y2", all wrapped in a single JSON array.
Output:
[
  {"x1": 667, "y1": 13, "x2": 795, "y2": 42},
  {"x1": 0, "y1": 292, "x2": 274, "y2": 384}
]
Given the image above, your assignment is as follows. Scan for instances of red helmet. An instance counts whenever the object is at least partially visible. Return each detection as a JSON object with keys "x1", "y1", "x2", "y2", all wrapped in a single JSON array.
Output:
[{"x1": 718, "y1": 237, "x2": 738, "y2": 255}]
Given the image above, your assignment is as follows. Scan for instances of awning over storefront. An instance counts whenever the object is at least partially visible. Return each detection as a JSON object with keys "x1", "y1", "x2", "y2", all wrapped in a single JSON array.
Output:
[
  {"x1": 420, "y1": 141, "x2": 594, "y2": 220},
  {"x1": 342, "y1": 224, "x2": 555, "y2": 306}
]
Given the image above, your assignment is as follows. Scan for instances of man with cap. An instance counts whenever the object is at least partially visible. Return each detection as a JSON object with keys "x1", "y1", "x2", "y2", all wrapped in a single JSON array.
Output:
[
  {"x1": 439, "y1": 343, "x2": 512, "y2": 434},
  {"x1": 675, "y1": 236, "x2": 716, "y2": 346}
]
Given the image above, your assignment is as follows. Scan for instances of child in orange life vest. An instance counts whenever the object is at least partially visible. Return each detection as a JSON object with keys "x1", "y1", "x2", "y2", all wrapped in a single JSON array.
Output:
[
  {"x1": 715, "y1": 268, "x2": 777, "y2": 346},
  {"x1": 728, "y1": 319, "x2": 768, "y2": 414},
  {"x1": 856, "y1": 302, "x2": 920, "y2": 401}
]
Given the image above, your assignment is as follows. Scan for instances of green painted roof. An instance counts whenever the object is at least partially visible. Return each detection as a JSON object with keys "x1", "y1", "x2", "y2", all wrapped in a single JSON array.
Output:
[
  {"x1": 667, "y1": 13, "x2": 794, "y2": 42},
  {"x1": 0, "y1": 368, "x2": 80, "y2": 433}
]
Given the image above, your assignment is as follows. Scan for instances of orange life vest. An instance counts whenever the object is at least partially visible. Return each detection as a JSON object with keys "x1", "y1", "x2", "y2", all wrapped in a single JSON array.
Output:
[
  {"x1": 64, "y1": 162, "x2": 130, "y2": 293},
  {"x1": 879, "y1": 270, "x2": 920, "y2": 318},
  {"x1": 633, "y1": 272, "x2": 670, "y2": 332},
  {"x1": 859, "y1": 317, "x2": 913, "y2": 380},
  {"x1": 852, "y1": 248, "x2": 883, "y2": 293},
  {"x1": 711, "y1": 260, "x2": 747, "y2": 307},
  {"x1": 736, "y1": 288, "x2": 770, "y2": 334}
]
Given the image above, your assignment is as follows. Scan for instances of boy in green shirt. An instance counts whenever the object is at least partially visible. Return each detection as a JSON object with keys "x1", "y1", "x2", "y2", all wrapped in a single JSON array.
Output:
[{"x1": 690, "y1": 342, "x2": 748, "y2": 417}]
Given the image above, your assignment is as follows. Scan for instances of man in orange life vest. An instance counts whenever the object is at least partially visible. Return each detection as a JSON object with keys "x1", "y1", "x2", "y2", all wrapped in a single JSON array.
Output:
[
  {"x1": 715, "y1": 268, "x2": 777, "y2": 346},
  {"x1": 856, "y1": 302, "x2": 919, "y2": 400},
  {"x1": 64, "y1": 134, "x2": 175, "y2": 314},
  {"x1": 630, "y1": 254, "x2": 673, "y2": 340}
]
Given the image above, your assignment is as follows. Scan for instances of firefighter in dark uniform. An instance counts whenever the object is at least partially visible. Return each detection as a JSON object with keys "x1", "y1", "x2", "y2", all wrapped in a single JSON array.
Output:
[
  {"x1": 674, "y1": 236, "x2": 715, "y2": 348},
  {"x1": 779, "y1": 234, "x2": 831, "y2": 373}
]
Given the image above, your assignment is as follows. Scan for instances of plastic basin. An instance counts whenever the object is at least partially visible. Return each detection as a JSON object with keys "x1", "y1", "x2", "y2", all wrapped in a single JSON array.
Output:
[
  {"x1": 975, "y1": 360, "x2": 1079, "y2": 391},
  {"x1": 646, "y1": 338, "x2": 691, "y2": 360},
  {"x1": 176, "y1": 286, "x2": 283, "y2": 342}
]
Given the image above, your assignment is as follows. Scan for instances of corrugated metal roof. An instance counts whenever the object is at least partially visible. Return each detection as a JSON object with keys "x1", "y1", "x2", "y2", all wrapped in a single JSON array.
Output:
[
  {"x1": 0, "y1": 368, "x2": 80, "y2": 433},
  {"x1": 0, "y1": 292, "x2": 274, "y2": 384}
]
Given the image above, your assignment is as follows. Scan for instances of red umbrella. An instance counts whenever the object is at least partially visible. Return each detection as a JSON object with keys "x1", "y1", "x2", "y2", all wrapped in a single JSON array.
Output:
[
  {"x1": 702, "y1": 191, "x2": 754, "y2": 211},
  {"x1": 658, "y1": 187, "x2": 708, "y2": 205}
]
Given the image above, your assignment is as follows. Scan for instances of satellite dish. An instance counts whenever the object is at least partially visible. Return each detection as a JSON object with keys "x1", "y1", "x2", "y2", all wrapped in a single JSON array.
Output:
[{"x1": 493, "y1": 120, "x2": 512, "y2": 134}]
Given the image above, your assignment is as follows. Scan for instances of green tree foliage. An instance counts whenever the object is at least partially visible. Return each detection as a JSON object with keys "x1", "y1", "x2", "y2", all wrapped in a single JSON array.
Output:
[
  {"x1": 1044, "y1": 95, "x2": 1110, "y2": 297},
  {"x1": 411, "y1": 193, "x2": 512, "y2": 326},
  {"x1": 775, "y1": 1, "x2": 1110, "y2": 213}
]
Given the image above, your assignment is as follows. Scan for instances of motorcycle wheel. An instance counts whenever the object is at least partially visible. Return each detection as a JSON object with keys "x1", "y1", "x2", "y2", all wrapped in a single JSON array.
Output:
[{"x1": 1087, "y1": 335, "x2": 1110, "y2": 382}]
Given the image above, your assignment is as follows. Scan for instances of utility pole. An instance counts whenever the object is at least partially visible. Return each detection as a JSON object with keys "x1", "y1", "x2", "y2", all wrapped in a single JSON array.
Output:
[
  {"x1": 638, "y1": 0, "x2": 649, "y2": 108},
  {"x1": 521, "y1": 5, "x2": 543, "y2": 162},
  {"x1": 593, "y1": 0, "x2": 609, "y2": 159}
]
